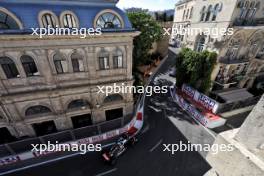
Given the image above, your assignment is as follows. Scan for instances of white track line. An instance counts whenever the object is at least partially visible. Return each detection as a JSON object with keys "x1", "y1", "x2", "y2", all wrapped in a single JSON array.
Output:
[
  {"x1": 149, "y1": 139, "x2": 163, "y2": 152},
  {"x1": 0, "y1": 143, "x2": 115, "y2": 176},
  {"x1": 95, "y1": 168, "x2": 117, "y2": 176},
  {"x1": 0, "y1": 152, "x2": 79, "y2": 176},
  {"x1": 141, "y1": 124, "x2": 150, "y2": 134}
]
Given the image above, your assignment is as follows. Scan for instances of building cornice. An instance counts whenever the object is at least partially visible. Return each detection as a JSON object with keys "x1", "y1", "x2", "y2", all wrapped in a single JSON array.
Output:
[
  {"x1": 1, "y1": 0, "x2": 119, "y2": 6},
  {"x1": 0, "y1": 31, "x2": 140, "y2": 42}
]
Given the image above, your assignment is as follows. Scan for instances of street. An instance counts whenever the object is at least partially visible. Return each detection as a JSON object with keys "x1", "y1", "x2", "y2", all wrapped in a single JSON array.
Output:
[{"x1": 3, "y1": 51, "x2": 211, "y2": 176}]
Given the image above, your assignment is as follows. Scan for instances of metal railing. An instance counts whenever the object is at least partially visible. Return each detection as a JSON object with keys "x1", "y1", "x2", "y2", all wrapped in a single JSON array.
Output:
[
  {"x1": 216, "y1": 96, "x2": 261, "y2": 114},
  {"x1": 233, "y1": 18, "x2": 264, "y2": 26},
  {"x1": 0, "y1": 115, "x2": 133, "y2": 158},
  {"x1": 218, "y1": 56, "x2": 249, "y2": 65}
]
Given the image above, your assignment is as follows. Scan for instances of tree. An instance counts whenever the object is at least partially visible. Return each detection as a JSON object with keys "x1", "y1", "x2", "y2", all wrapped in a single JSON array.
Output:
[
  {"x1": 176, "y1": 48, "x2": 217, "y2": 93},
  {"x1": 127, "y1": 12, "x2": 163, "y2": 69}
]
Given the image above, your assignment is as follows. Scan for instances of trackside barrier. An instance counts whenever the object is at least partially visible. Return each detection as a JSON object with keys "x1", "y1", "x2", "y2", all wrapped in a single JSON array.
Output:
[
  {"x1": 182, "y1": 84, "x2": 220, "y2": 114},
  {"x1": 0, "y1": 53, "x2": 167, "y2": 168},
  {"x1": 0, "y1": 103, "x2": 144, "y2": 167},
  {"x1": 170, "y1": 86, "x2": 226, "y2": 129}
]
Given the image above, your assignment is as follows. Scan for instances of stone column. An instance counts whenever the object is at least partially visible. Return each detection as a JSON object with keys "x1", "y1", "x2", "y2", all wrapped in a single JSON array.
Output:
[
  {"x1": 91, "y1": 108, "x2": 105, "y2": 124},
  {"x1": 32, "y1": 49, "x2": 55, "y2": 85},
  {"x1": 84, "y1": 47, "x2": 97, "y2": 79},
  {"x1": 235, "y1": 95, "x2": 264, "y2": 153},
  {"x1": 126, "y1": 44, "x2": 133, "y2": 80},
  {"x1": 205, "y1": 95, "x2": 264, "y2": 176}
]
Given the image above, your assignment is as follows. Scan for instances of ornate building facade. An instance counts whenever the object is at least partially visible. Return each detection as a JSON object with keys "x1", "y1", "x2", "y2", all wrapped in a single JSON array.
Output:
[
  {"x1": 172, "y1": 0, "x2": 264, "y2": 92},
  {"x1": 0, "y1": 0, "x2": 139, "y2": 142}
]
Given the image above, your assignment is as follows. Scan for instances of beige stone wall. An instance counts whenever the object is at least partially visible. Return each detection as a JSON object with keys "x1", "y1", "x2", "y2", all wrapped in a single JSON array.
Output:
[
  {"x1": 0, "y1": 32, "x2": 138, "y2": 137},
  {"x1": 173, "y1": 0, "x2": 264, "y2": 90}
]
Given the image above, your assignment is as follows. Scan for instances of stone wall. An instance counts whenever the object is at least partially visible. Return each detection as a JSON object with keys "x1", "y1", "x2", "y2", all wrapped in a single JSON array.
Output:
[{"x1": 0, "y1": 32, "x2": 139, "y2": 138}]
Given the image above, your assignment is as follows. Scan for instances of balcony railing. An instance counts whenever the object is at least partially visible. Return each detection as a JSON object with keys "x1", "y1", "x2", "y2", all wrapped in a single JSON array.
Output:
[
  {"x1": 233, "y1": 18, "x2": 264, "y2": 27},
  {"x1": 216, "y1": 95, "x2": 261, "y2": 114},
  {"x1": 255, "y1": 53, "x2": 264, "y2": 60},
  {"x1": 0, "y1": 115, "x2": 133, "y2": 158},
  {"x1": 215, "y1": 71, "x2": 247, "y2": 85},
  {"x1": 218, "y1": 56, "x2": 249, "y2": 64}
]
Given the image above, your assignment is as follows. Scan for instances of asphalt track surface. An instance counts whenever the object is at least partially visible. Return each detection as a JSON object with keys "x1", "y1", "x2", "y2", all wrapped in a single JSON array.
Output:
[{"x1": 3, "y1": 51, "x2": 211, "y2": 176}]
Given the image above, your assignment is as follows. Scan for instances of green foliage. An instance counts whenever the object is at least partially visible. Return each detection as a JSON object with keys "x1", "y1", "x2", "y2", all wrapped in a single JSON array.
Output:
[
  {"x1": 176, "y1": 48, "x2": 217, "y2": 93},
  {"x1": 127, "y1": 12, "x2": 163, "y2": 69}
]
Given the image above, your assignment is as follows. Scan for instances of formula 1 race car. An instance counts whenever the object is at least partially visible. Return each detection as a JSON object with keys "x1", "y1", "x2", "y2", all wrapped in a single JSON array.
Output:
[{"x1": 102, "y1": 133, "x2": 137, "y2": 165}]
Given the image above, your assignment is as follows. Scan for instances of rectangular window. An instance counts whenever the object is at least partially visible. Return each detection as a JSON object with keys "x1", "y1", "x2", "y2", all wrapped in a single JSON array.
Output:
[
  {"x1": 99, "y1": 57, "x2": 109, "y2": 70},
  {"x1": 113, "y1": 56, "x2": 123, "y2": 69},
  {"x1": 54, "y1": 60, "x2": 64, "y2": 74},
  {"x1": 61, "y1": 60, "x2": 68, "y2": 73},
  {"x1": 23, "y1": 62, "x2": 38, "y2": 77},
  {"x1": 2, "y1": 64, "x2": 19, "y2": 78},
  {"x1": 67, "y1": 14, "x2": 72, "y2": 28},
  {"x1": 78, "y1": 59, "x2": 84, "y2": 72},
  {"x1": 72, "y1": 59, "x2": 84, "y2": 72}
]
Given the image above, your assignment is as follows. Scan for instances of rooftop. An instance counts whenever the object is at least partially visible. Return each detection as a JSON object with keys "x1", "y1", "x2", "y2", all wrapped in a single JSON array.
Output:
[
  {"x1": 175, "y1": 0, "x2": 193, "y2": 6},
  {"x1": 212, "y1": 88, "x2": 254, "y2": 103},
  {"x1": 0, "y1": 0, "x2": 132, "y2": 32}
]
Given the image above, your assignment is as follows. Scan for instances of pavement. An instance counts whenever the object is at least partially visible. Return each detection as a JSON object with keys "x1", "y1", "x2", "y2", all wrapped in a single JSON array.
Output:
[{"x1": 1, "y1": 50, "x2": 212, "y2": 176}]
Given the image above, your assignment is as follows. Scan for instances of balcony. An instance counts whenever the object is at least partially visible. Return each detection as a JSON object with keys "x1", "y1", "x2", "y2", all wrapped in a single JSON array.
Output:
[
  {"x1": 255, "y1": 53, "x2": 264, "y2": 60},
  {"x1": 233, "y1": 18, "x2": 264, "y2": 27},
  {"x1": 215, "y1": 74, "x2": 245, "y2": 85},
  {"x1": 218, "y1": 56, "x2": 249, "y2": 64},
  {"x1": 247, "y1": 71, "x2": 264, "y2": 78}
]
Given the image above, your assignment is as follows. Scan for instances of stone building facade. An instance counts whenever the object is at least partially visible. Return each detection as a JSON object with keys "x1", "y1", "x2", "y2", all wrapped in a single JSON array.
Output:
[
  {"x1": 172, "y1": 0, "x2": 264, "y2": 92},
  {"x1": 0, "y1": 0, "x2": 139, "y2": 142}
]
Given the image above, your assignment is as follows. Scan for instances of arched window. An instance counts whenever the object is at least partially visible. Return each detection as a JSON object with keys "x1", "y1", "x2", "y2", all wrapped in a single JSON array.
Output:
[
  {"x1": 248, "y1": 35, "x2": 262, "y2": 57},
  {"x1": 41, "y1": 12, "x2": 57, "y2": 28},
  {"x1": 95, "y1": 12, "x2": 122, "y2": 29},
  {"x1": 98, "y1": 49, "x2": 110, "y2": 70},
  {"x1": 186, "y1": 9, "x2": 189, "y2": 20},
  {"x1": 205, "y1": 5, "x2": 213, "y2": 21},
  {"x1": 182, "y1": 10, "x2": 186, "y2": 20},
  {"x1": 244, "y1": 1, "x2": 250, "y2": 8},
  {"x1": 0, "y1": 9, "x2": 20, "y2": 29},
  {"x1": 61, "y1": 12, "x2": 78, "y2": 28},
  {"x1": 256, "y1": 46, "x2": 264, "y2": 59},
  {"x1": 237, "y1": 1, "x2": 244, "y2": 8},
  {"x1": 200, "y1": 6, "x2": 206, "y2": 21},
  {"x1": 104, "y1": 94, "x2": 123, "y2": 104},
  {"x1": 239, "y1": 2, "x2": 246, "y2": 18},
  {"x1": 250, "y1": 1, "x2": 260, "y2": 19},
  {"x1": 68, "y1": 99, "x2": 90, "y2": 110},
  {"x1": 212, "y1": 4, "x2": 220, "y2": 21},
  {"x1": 71, "y1": 52, "x2": 84, "y2": 72},
  {"x1": 113, "y1": 49, "x2": 123, "y2": 69},
  {"x1": 250, "y1": 1, "x2": 255, "y2": 8},
  {"x1": 240, "y1": 1, "x2": 250, "y2": 19},
  {"x1": 226, "y1": 38, "x2": 241, "y2": 60},
  {"x1": 25, "y1": 105, "x2": 52, "y2": 116},
  {"x1": 53, "y1": 53, "x2": 68, "y2": 74},
  {"x1": 189, "y1": 7, "x2": 194, "y2": 19},
  {"x1": 21, "y1": 55, "x2": 39, "y2": 77},
  {"x1": 255, "y1": 2, "x2": 261, "y2": 9},
  {"x1": 195, "y1": 35, "x2": 206, "y2": 52},
  {"x1": 0, "y1": 57, "x2": 19, "y2": 78}
]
